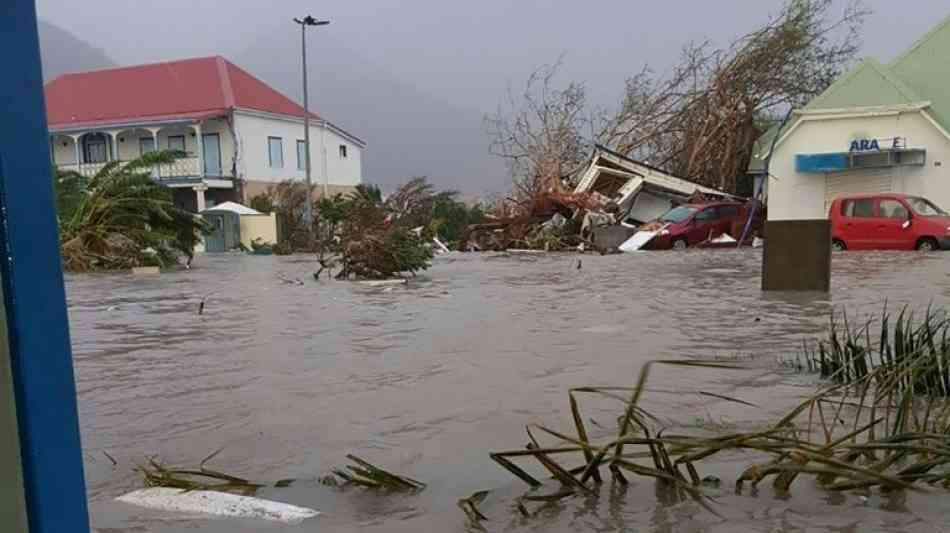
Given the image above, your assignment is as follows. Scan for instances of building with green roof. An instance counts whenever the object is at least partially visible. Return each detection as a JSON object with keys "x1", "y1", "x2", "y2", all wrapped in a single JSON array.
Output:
[{"x1": 750, "y1": 14, "x2": 950, "y2": 223}]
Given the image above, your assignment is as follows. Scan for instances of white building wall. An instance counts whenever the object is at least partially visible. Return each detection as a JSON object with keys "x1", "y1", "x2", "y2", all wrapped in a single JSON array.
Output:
[
  {"x1": 233, "y1": 110, "x2": 362, "y2": 186},
  {"x1": 768, "y1": 110, "x2": 950, "y2": 221},
  {"x1": 51, "y1": 135, "x2": 77, "y2": 165}
]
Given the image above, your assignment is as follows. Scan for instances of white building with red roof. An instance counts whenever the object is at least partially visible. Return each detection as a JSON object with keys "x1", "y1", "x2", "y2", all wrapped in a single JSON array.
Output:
[{"x1": 44, "y1": 55, "x2": 364, "y2": 211}]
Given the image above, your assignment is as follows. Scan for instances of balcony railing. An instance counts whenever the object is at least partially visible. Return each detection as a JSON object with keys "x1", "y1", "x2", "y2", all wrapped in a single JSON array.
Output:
[{"x1": 57, "y1": 157, "x2": 211, "y2": 180}]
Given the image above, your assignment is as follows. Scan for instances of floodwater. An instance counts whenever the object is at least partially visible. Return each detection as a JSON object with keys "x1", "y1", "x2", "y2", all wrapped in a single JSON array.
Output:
[{"x1": 68, "y1": 250, "x2": 950, "y2": 532}]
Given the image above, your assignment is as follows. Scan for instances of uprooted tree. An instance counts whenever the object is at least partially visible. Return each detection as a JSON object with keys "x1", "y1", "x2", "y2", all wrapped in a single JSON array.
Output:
[
  {"x1": 332, "y1": 183, "x2": 434, "y2": 279},
  {"x1": 478, "y1": 61, "x2": 603, "y2": 251},
  {"x1": 486, "y1": 60, "x2": 591, "y2": 206},
  {"x1": 605, "y1": 0, "x2": 868, "y2": 192},
  {"x1": 488, "y1": 0, "x2": 868, "y2": 198},
  {"x1": 253, "y1": 177, "x2": 480, "y2": 278}
]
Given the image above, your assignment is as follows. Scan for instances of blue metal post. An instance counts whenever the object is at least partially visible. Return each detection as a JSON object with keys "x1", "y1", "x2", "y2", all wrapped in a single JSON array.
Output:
[{"x1": 0, "y1": 1, "x2": 91, "y2": 532}]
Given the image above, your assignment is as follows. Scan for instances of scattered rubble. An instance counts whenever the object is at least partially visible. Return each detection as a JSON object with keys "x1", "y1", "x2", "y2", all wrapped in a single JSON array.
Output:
[{"x1": 463, "y1": 145, "x2": 759, "y2": 253}]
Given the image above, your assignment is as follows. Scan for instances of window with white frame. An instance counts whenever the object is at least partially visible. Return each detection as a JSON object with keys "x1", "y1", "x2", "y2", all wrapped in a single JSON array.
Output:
[
  {"x1": 297, "y1": 140, "x2": 306, "y2": 171},
  {"x1": 268, "y1": 137, "x2": 284, "y2": 168},
  {"x1": 339, "y1": 144, "x2": 347, "y2": 158}
]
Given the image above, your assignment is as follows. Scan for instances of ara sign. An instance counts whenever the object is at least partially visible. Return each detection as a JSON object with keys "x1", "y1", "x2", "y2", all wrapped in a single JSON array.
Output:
[{"x1": 850, "y1": 139, "x2": 881, "y2": 152}]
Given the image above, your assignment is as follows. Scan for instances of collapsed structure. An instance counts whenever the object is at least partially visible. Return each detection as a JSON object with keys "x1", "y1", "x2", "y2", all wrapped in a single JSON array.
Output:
[
  {"x1": 462, "y1": 145, "x2": 746, "y2": 252},
  {"x1": 574, "y1": 146, "x2": 739, "y2": 225}
]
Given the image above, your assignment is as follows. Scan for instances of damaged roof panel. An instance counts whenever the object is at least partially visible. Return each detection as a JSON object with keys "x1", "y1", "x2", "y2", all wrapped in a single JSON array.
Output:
[{"x1": 576, "y1": 145, "x2": 735, "y2": 200}]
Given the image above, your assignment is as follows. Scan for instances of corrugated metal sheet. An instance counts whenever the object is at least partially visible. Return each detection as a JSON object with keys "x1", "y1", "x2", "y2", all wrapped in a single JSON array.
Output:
[{"x1": 824, "y1": 169, "x2": 893, "y2": 212}]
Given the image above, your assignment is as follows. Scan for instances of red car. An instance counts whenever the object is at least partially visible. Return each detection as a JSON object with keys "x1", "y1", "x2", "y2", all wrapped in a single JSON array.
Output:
[
  {"x1": 829, "y1": 193, "x2": 950, "y2": 251},
  {"x1": 646, "y1": 201, "x2": 751, "y2": 250}
]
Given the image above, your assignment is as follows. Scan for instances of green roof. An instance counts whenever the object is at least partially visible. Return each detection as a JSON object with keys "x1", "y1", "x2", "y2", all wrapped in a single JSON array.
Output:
[
  {"x1": 748, "y1": 13, "x2": 950, "y2": 174},
  {"x1": 805, "y1": 58, "x2": 924, "y2": 110},
  {"x1": 889, "y1": 14, "x2": 950, "y2": 131}
]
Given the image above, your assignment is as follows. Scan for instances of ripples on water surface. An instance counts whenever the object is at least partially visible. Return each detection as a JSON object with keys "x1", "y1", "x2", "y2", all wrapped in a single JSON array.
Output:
[{"x1": 69, "y1": 250, "x2": 950, "y2": 532}]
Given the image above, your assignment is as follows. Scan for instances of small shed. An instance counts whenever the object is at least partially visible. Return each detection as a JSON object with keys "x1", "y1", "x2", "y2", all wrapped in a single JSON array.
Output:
[{"x1": 201, "y1": 201, "x2": 278, "y2": 253}]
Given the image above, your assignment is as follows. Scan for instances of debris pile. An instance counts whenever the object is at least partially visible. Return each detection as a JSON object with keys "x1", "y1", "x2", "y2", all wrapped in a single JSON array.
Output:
[
  {"x1": 459, "y1": 189, "x2": 598, "y2": 252},
  {"x1": 462, "y1": 145, "x2": 752, "y2": 253}
]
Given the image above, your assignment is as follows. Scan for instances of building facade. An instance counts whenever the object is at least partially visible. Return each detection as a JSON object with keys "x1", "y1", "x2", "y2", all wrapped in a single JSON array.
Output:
[
  {"x1": 44, "y1": 56, "x2": 364, "y2": 212},
  {"x1": 750, "y1": 15, "x2": 950, "y2": 221}
]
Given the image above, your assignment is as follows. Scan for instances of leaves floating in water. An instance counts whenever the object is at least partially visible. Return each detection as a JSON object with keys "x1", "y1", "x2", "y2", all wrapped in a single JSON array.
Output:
[
  {"x1": 136, "y1": 450, "x2": 262, "y2": 496},
  {"x1": 457, "y1": 489, "x2": 491, "y2": 525},
  {"x1": 331, "y1": 454, "x2": 426, "y2": 491}
]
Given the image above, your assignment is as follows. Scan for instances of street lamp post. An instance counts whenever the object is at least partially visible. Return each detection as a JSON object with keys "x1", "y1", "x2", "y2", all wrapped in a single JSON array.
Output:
[{"x1": 293, "y1": 15, "x2": 329, "y2": 227}]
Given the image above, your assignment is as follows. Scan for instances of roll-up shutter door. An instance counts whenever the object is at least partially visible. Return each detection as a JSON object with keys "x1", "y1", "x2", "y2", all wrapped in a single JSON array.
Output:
[{"x1": 824, "y1": 169, "x2": 893, "y2": 213}]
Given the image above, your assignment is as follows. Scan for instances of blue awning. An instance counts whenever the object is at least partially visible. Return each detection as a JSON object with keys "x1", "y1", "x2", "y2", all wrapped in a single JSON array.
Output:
[
  {"x1": 796, "y1": 153, "x2": 849, "y2": 173},
  {"x1": 795, "y1": 149, "x2": 926, "y2": 174}
]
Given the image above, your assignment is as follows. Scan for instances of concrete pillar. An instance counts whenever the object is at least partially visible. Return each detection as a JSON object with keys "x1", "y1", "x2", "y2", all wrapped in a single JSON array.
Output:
[
  {"x1": 147, "y1": 128, "x2": 161, "y2": 179},
  {"x1": 761, "y1": 220, "x2": 832, "y2": 292},
  {"x1": 147, "y1": 128, "x2": 160, "y2": 150},
  {"x1": 194, "y1": 185, "x2": 208, "y2": 212},
  {"x1": 106, "y1": 131, "x2": 118, "y2": 162},
  {"x1": 192, "y1": 123, "x2": 204, "y2": 178},
  {"x1": 71, "y1": 134, "x2": 81, "y2": 167}
]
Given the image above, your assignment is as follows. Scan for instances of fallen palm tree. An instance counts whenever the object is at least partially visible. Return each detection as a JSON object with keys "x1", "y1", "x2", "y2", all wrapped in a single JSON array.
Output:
[{"x1": 56, "y1": 151, "x2": 208, "y2": 272}]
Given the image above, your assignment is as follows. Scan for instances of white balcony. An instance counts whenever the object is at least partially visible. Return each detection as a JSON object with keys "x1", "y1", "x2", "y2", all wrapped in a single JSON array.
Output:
[{"x1": 56, "y1": 157, "x2": 206, "y2": 180}]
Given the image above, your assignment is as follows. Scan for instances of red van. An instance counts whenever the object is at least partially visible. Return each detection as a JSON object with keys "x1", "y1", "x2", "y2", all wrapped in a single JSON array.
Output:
[
  {"x1": 645, "y1": 201, "x2": 750, "y2": 250},
  {"x1": 828, "y1": 193, "x2": 950, "y2": 251}
]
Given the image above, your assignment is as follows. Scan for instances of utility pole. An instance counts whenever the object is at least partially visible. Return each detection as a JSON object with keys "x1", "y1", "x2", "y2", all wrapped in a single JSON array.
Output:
[{"x1": 293, "y1": 15, "x2": 330, "y2": 227}]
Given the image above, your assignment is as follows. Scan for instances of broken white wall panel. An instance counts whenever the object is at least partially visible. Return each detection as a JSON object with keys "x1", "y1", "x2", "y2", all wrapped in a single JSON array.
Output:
[
  {"x1": 576, "y1": 146, "x2": 735, "y2": 200},
  {"x1": 618, "y1": 230, "x2": 660, "y2": 252},
  {"x1": 116, "y1": 488, "x2": 320, "y2": 525}
]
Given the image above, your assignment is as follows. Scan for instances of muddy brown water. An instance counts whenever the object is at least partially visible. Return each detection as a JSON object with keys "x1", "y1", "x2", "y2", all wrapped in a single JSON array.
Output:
[{"x1": 69, "y1": 250, "x2": 950, "y2": 532}]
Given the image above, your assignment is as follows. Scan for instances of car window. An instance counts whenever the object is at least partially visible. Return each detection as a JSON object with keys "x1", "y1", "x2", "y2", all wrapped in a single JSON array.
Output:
[
  {"x1": 659, "y1": 206, "x2": 698, "y2": 223},
  {"x1": 842, "y1": 199, "x2": 874, "y2": 218},
  {"x1": 907, "y1": 197, "x2": 948, "y2": 217},
  {"x1": 878, "y1": 199, "x2": 909, "y2": 220},
  {"x1": 718, "y1": 206, "x2": 739, "y2": 218},
  {"x1": 694, "y1": 208, "x2": 718, "y2": 221}
]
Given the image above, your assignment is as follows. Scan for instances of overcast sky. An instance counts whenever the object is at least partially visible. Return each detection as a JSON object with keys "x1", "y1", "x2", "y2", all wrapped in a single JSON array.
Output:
[{"x1": 34, "y1": 0, "x2": 950, "y2": 116}]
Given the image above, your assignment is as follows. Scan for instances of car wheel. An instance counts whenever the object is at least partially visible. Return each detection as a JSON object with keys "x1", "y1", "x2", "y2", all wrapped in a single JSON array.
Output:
[
  {"x1": 672, "y1": 239, "x2": 688, "y2": 250},
  {"x1": 917, "y1": 238, "x2": 938, "y2": 252},
  {"x1": 831, "y1": 239, "x2": 846, "y2": 252}
]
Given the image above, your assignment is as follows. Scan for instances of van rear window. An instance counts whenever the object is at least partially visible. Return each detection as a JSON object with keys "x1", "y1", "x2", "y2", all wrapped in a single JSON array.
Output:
[{"x1": 842, "y1": 199, "x2": 874, "y2": 217}]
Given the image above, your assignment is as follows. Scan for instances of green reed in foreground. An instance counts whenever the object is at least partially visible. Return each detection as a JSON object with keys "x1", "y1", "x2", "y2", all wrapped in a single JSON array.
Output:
[
  {"x1": 489, "y1": 309, "x2": 950, "y2": 519},
  {"x1": 803, "y1": 306, "x2": 950, "y2": 398}
]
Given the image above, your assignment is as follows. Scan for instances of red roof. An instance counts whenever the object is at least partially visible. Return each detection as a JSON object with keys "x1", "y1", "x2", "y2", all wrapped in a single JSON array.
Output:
[{"x1": 44, "y1": 56, "x2": 320, "y2": 130}]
